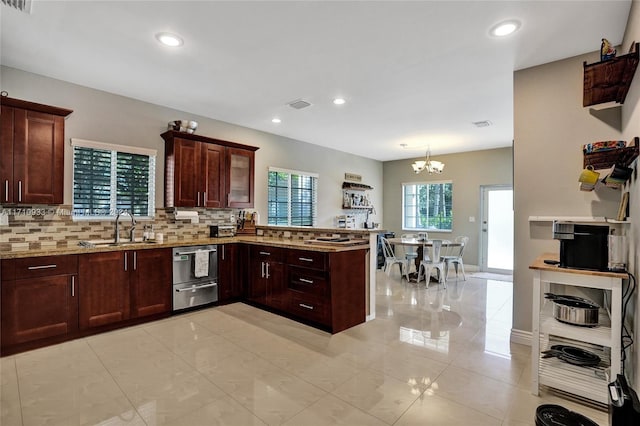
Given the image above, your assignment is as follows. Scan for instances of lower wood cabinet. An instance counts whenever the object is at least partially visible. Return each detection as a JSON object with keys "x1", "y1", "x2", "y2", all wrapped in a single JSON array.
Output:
[
  {"x1": 248, "y1": 245, "x2": 286, "y2": 310},
  {"x1": 1, "y1": 255, "x2": 78, "y2": 348},
  {"x1": 79, "y1": 248, "x2": 171, "y2": 329},
  {"x1": 218, "y1": 243, "x2": 243, "y2": 302}
]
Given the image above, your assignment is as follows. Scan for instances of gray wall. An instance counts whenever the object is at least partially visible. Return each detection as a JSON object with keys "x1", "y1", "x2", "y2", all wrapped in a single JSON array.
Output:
[
  {"x1": 514, "y1": 0, "x2": 640, "y2": 385},
  {"x1": 382, "y1": 147, "x2": 513, "y2": 266},
  {"x1": 0, "y1": 66, "x2": 383, "y2": 228}
]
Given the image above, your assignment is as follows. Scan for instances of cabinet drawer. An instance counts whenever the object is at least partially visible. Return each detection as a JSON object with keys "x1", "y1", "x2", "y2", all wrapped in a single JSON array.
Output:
[
  {"x1": 287, "y1": 250, "x2": 326, "y2": 270},
  {"x1": 289, "y1": 293, "x2": 328, "y2": 325},
  {"x1": 288, "y1": 266, "x2": 328, "y2": 296},
  {"x1": 13, "y1": 255, "x2": 78, "y2": 279},
  {"x1": 250, "y1": 245, "x2": 284, "y2": 262}
]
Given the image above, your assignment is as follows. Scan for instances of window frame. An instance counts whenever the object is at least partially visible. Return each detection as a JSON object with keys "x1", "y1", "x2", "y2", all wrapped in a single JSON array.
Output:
[
  {"x1": 267, "y1": 166, "x2": 318, "y2": 227},
  {"x1": 71, "y1": 138, "x2": 156, "y2": 221},
  {"x1": 401, "y1": 180, "x2": 453, "y2": 232}
]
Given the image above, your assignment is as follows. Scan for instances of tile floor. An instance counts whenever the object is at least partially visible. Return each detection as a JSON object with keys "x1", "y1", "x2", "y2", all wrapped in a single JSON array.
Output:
[{"x1": 0, "y1": 270, "x2": 608, "y2": 426}]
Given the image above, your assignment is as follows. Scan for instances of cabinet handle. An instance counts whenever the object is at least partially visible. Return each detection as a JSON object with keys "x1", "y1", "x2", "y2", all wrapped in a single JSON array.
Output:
[
  {"x1": 197, "y1": 191, "x2": 200, "y2": 207},
  {"x1": 299, "y1": 257, "x2": 314, "y2": 262},
  {"x1": 222, "y1": 245, "x2": 225, "y2": 260},
  {"x1": 265, "y1": 262, "x2": 270, "y2": 279},
  {"x1": 124, "y1": 253, "x2": 128, "y2": 271},
  {"x1": 133, "y1": 252, "x2": 137, "y2": 270},
  {"x1": 203, "y1": 191, "x2": 207, "y2": 205},
  {"x1": 4, "y1": 180, "x2": 7, "y2": 202},
  {"x1": 259, "y1": 251, "x2": 271, "y2": 256},
  {"x1": 261, "y1": 261, "x2": 265, "y2": 278},
  {"x1": 299, "y1": 303, "x2": 314, "y2": 310},
  {"x1": 71, "y1": 276, "x2": 75, "y2": 297},
  {"x1": 299, "y1": 278, "x2": 314, "y2": 284},
  {"x1": 28, "y1": 264, "x2": 57, "y2": 270},
  {"x1": 18, "y1": 180, "x2": 22, "y2": 202}
]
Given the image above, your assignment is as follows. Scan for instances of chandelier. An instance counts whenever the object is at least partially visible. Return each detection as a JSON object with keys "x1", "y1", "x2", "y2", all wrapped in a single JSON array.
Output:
[{"x1": 411, "y1": 148, "x2": 445, "y2": 174}]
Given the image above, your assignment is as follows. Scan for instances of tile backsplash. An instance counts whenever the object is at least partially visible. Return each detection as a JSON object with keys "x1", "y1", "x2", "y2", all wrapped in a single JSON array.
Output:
[{"x1": 0, "y1": 206, "x2": 236, "y2": 252}]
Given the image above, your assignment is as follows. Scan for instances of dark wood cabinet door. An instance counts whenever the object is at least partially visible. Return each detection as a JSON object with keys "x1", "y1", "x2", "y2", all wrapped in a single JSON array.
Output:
[
  {"x1": 0, "y1": 105, "x2": 14, "y2": 203},
  {"x1": 130, "y1": 248, "x2": 172, "y2": 318},
  {"x1": 172, "y1": 138, "x2": 201, "y2": 207},
  {"x1": 226, "y1": 148, "x2": 255, "y2": 208},
  {"x1": 248, "y1": 258, "x2": 268, "y2": 305},
  {"x1": 202, "y1": 143, "x2": 225, "y2": 208},
  {"x1": 219, "y1": 243, "x2": 241, "y2": 302},
  {"x1": 1, "y1": 274, "x2": 77, "y2": 346},
  {"x1": 78, "y1": 251, "x2": 130, "y2": 330},
  {"x1": 13, "y1": 109, "x2": 65, "y2": 204},
  {"x1": 265, "y1": 262, "x2": 287, "y2": 310}
]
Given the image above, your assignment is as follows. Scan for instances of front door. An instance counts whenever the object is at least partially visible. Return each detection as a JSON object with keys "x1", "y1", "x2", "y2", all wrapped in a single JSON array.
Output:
[{"x1": 480, "y1": 185, "x2": 513, "y2": 273}]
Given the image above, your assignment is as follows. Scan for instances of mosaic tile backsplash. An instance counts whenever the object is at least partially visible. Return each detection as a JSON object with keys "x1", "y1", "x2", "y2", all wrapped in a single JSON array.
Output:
[{"x1": 0, "y1": 206, "x2": 236, "y2": 252}]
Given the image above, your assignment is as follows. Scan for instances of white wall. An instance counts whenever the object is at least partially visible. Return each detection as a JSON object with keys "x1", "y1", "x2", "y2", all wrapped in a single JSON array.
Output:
[
  {"x1": 514, "y1": 0, "x2": 640, "y2": 385},
  {"x1": 382, "y1": 147, "x2": 513, "y2": 266},
  {"x1": 0, "y1": 66, "x2": 383, "y2": 228}
]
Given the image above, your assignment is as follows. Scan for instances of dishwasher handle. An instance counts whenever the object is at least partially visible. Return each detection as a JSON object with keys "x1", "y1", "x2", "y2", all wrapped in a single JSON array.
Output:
[{"x1": 175, "y1": 282, "x2": 217, "y2": 292}]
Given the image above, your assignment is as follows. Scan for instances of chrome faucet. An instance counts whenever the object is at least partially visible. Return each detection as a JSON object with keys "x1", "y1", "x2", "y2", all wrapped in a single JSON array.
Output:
[{"x1": 114, "y1": 210, "x2": 136, "y2": 243}]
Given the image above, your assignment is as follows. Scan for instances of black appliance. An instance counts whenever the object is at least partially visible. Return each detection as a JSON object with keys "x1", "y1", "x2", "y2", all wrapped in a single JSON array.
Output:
[
  {"x1": 609, "y1": 374, "x2": 640, "y2": 426},
  {"x1": 553, "y1": 222, "x2": 609, "y2": 271}
]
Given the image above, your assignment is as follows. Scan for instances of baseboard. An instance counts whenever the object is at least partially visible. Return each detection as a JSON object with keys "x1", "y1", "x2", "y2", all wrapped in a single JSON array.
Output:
[{"x1": 510, "y1": 328, "x2": 532, "y2": 346}]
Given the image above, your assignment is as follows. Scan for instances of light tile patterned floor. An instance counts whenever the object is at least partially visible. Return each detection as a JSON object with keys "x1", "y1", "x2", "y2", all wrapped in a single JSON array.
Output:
[{"x1": 0, "y1": 271, "x2": 608, "y2": 425}]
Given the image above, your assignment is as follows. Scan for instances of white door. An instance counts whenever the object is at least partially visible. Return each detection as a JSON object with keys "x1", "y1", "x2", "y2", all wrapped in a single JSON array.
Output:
[{"x1": 480, "y1": 185, "x2": 513, "y2": 272}]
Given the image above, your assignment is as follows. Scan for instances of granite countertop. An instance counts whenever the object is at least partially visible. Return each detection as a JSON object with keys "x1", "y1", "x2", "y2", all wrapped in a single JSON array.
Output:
[{"x1": 0, "y1": 235, "x2": 371, "y2": 259}]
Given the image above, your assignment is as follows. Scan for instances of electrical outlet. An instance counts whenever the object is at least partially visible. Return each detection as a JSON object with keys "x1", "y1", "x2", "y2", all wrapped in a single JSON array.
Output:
[{"x1": 469, "y1": 216, "x2": 476, "y2": 223}]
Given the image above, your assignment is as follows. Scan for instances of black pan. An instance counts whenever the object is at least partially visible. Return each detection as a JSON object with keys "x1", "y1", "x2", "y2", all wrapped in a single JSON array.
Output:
[{"x1": 541, "y1": 344, "x2": 600, "y2": 366}]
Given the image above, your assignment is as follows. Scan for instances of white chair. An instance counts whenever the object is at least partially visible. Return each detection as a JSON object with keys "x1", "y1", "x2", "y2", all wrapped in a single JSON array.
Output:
[
  {"x1": 417, "y1": 239, "x2": 446, "y2": 288},
  {"x1": 442, "y1": 236, "x2": 469, "y2": 281},
  {"x1": 401, "y1": 233, "x2": 419, "y2": 274},
  {"x1": 381, "y1": 237, "x2": 409, "y2": 279}
]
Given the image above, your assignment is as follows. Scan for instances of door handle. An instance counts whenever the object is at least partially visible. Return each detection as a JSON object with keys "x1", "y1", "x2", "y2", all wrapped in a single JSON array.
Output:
[
  {"x1": 197, "y1": 192, "x2": 200, "y2": 207},
  {"x1": 18, "y1": 180, "x2": 22, "y2": 202},
  {"x1": 4, "y1": 180, "x2": 7, "y2": 202},
  {"x1": 265, "y1": 262, "x2": 270, "y2": 279},
  {"x1": 133, "y1": 252, "x2": 137, "y2": 270},
  {"x1": 261, "y1": 261, "x2": 265, "y2": 278},
  {"x1": 203, "y1": 191, "x2": 207, "y2": 205},
  {"x1": 124, "y1": 252, "x2": 127, "y2": 271},
  {"x1": 71, "y1": 276, "x2": 75, "y2": 297}
]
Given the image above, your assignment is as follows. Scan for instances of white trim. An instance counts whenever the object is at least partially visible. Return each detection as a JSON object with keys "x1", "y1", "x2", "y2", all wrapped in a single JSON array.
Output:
[
  {"x1": 510, "y1": 328, "x2": 532, "y2": 346},
  {"x1": 71, "y1": 138, "x2": 157, "y2": 157},
  {"x1": 268, "y1": 166, "x2": 319, "y2": 179}
]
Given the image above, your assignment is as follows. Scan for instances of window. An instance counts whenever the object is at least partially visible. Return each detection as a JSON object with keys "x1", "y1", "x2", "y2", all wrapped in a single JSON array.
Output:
[
  {"x1": 71, "y1": 138, "x2": 156, "y2": 219},
  {"x1": 267, "y1": 167, "x2": 318, "y2": 226},
  {"x1": 402, "y1": 181, "x2": 453, "y2": 231}
]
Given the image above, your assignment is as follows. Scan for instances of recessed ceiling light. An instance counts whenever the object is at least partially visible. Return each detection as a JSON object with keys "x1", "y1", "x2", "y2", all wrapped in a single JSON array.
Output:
[
  {"x1": 272, "y1": 118, "x2": 281, "y2": 124},
  {"x1": 333, "y1": 98, "x2": 346, "y2": 105},
  {"x1": 155, "y1": 32, "x2": 183, "y2": 47},
  {"x1": 490, "y1": 20, "x2": 521, "y2": 37}
]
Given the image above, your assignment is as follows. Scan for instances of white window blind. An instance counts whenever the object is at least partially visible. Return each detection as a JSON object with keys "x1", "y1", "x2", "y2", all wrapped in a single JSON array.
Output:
[
  {"x1": 71, "y1": 138, "x2": 156, "y2": 219},
  {"x1": 267, "y1": 167, "x2": 318, "y2": 226}
]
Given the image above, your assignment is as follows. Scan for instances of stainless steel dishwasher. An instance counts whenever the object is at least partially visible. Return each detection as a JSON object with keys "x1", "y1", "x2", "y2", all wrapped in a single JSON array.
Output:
[{"x1": 172, "y1": 245, "x2": 218, "y2": 311}]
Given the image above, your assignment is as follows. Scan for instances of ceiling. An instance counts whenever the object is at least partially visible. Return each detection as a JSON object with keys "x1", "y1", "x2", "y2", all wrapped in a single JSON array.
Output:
[{"x1": 0, "y1": 1, "x2": 632, "y2": 161}]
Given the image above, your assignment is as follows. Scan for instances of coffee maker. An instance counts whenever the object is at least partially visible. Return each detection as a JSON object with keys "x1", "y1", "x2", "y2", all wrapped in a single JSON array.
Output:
[{"x1": 553, "y1": 222, "x2": 609, "y2": 271}]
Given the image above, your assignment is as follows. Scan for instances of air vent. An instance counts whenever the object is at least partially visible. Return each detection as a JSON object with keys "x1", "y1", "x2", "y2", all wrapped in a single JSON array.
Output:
[
  {"x1": 473, "y1": 120, "x2": 492, "y2": 128},
  {"x1": 288, "y1": 99, "x2": 312, "y2": 110},
  {"x1": 1, "y1": 0, "x2": 32, "y2": 13}
]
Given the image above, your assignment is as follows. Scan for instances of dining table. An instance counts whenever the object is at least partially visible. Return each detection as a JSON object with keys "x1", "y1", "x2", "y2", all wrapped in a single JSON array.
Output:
[{"x1": 386, "y1": 237, "x2": 460, "y2": 282}]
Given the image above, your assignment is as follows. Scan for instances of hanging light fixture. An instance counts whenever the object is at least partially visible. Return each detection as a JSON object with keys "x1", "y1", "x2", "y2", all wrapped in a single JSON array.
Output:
[{"x1": 411, "y1": 147, "x2": 445, "y2": 174}]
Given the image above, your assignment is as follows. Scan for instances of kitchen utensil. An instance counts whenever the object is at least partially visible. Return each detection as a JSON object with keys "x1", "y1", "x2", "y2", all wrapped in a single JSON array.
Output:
[
  {"x1": 544, "y1": 293, "x2": 599, "y2": 327},
  {"x1": 541, "y1": 344, "x2": 601, "y2": 366}
]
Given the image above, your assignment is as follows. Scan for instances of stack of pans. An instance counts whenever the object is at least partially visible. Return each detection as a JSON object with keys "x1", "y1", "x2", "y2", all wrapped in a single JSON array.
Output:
[{"x1": 541, "y1": 344, "x2": 601, "y2": 366}]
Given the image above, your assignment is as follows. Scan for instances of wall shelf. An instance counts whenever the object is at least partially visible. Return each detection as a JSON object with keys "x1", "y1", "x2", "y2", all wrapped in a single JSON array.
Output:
[
  {"x1": 583, "y1": 137, "x2": 639, "y2": 169},
  {"x1": 342, "y1": 182, "x2": 373, "y2": 210},
  {"x1": 528, "y1": 216, "x2": 630, "y2": 224},
  {"x1": 583, "y1": 42, "x2": 639, "y2": 108}
]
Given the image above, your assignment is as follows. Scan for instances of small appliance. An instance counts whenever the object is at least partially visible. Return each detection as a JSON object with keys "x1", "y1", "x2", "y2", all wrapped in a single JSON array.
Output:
[
  {"x1": 210, "y1": 224, "x2": 235, "y2": 238},
  {"x1": 553, "y1": 222, "x2": 609, "y2": 271},
  {"x1": 609, "y1": 374, "x2": 640, "y2": 425}
]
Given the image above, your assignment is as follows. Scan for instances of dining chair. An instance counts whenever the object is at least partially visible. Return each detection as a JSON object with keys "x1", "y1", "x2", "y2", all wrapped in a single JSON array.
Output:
[
  {"x1": 381, "y1": 237, "x2": 409, "y2": 279},
  {"x1": 417, "y1": 239, "x2": 446, "y2": 288},
  {"x1": 401, "y1": 233, "x2": 419, "y2": 274},
  {"x1": 442, "y1": 236, "x2": 469, "y2": 281}
]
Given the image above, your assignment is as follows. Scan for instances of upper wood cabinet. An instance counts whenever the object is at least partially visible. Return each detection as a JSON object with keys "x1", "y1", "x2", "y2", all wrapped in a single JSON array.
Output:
[
  {"x1": 162, "y1": 130, "x2": 258, "y2": 208},
  {"x1": 0, "y1": 97, "x2": 73, "y2": 204}
]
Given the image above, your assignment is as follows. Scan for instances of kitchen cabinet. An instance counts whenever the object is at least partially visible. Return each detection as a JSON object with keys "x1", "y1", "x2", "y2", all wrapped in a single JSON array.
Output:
[
  {"x1": 162, "y1": 130, "x2": 258, "y2": 208},
  {"x1": 130, "y1": 248, "x2": 172, "y2": 318},
  {"x1": 218, "y1": 243, "x2": 243, "y2": 302},
  {"x1": 79, "y1": 248, "x2": 172, "y2": 329},
  {"x1": 0, "y1": 97, "x2": 72, "y2": 204},
  {"x1": 530, "y1": 253, "x2": 627, "y2": 404},
  {"x1": 248, "y1": 245, "x2": 286, "y2": 310},
  {"x1": 1, "y1": 255, "x2": 78, "y2": 351},
  {"x1": 79, "y1": 251, "x2": 130, "y2": 329}
]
